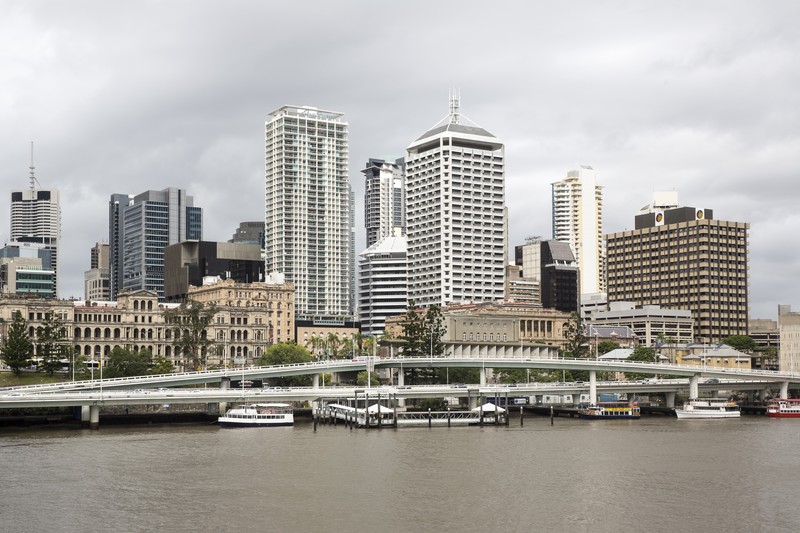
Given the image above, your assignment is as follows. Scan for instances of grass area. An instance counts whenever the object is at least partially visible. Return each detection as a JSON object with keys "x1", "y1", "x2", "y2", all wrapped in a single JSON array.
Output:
[{"x1": 0, "y1": 371, "x2": 73, "y2": 388}]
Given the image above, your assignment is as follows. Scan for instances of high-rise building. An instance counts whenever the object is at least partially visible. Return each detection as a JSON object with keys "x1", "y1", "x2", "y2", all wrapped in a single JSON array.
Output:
[
  {"x1": 84, "y1": 242, "x2": 110, "y2": 301},
  {"x1": 551, "y1": 165, "x2": 604, "y2": 295},
  {"x1": 363, "y1": 157, "x2": 405, "y2": 248},
  {"x1": 405, "y1": 94, "x2": 506, "y2": 308},
  {"x1": 109, "y1": 188, "x2": 202, "y2": 301},
  {"x1": 108, "y1": 193, "x2": 133, "y2": 300},
  {"x1": 358, "y1": 233, "x2": 407, "y2": 336},
  {"x1": 230, "y1": 221, "x2": 265, "y2": 249},
  {"x1": 606, "y1": 204, "x2": 749, "y2": 344},
  {"x1": 264, "y1": 105, "x2": 354, "y2": 322},
  {"x1": 10, "y1": 149, "x2": 60, "y2": 297},
  {"x1": 540, "y1": 240, "x2": 579, "y2": 314},
  {"x1": 163, "y1": 240, "x2": 265, "y2": 301}
]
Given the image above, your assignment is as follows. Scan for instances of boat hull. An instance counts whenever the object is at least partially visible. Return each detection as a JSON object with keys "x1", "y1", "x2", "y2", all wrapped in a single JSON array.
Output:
[
  {"x1": 218, "y1": 418, "x2": 294, "y2": 427},
  {"x1": 577, "y1": 413, "x2": 640, "y2": 420},
  {"x1": 675, "y1": 410, "x2": 740, "y2": 419},
  {"x1": 766, "y1": 411, "x2": 800, "y2": 418}
]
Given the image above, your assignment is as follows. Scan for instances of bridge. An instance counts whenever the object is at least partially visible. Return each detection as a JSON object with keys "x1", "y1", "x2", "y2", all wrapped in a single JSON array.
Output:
[{"x1": 2, "y1": 356, "x2": 798, "y2": 427}]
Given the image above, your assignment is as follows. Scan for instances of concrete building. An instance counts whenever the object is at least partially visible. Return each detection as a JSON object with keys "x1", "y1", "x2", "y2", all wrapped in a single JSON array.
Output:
[
  {"x1": 551, "y1": 165, "x2": 604, "y2": 295},
  {"x1": 10, "y1": 154, "x2": 60, "y2": 296},
  {"x1": 363, "y1": 157, "x2": 405, "y2": 248},
  {"x1": 405, "y1": 94, "x2": 506, "y2": 308},
  {"x1": 163, "y1": 241, "x2": 264, "y2": 301},
  {"x1": 504, "y1": 264, "x2": 540, "y2": 305},
  {"x1": 606, "y1": 204, "x2": 749, "y2": 344},
  {"x1": 358, "y1": 233, "x2": 407, "y2": 336},
  {"x1": 589, "y1": 302, "x2": 694, "y2": 347},
  {"x1": 540, "y1": 240, "x2": 579, "y2": 313},
  {"x1": 0, "y1": 242, "x2": 55, "y2": 298},
  {"x1": 109, "y1": 188, "x2": 202, "y2": 302},
  {"x1": 230, "y1": 221, "x2": 265, "y2": 249},
  {"x1": 264, "y1": 105, "x2": 354, "y2": 322},
  {"x1": 84, "y1": 242, "x2": 110, "y2": 301},
  {"x1": 779, "y1": 306, "x2": 800, "y2": 373}
]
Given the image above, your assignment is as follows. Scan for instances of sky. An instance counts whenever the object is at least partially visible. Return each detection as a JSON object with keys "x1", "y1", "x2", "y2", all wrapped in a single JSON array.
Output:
[{"x1": 1, "y1": 1, "x2": 799, "y2": 320}]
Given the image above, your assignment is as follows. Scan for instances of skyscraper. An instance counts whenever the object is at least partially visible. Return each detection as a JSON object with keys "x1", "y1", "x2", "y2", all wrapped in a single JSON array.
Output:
[
  {"x1": 109, "y1": 188, "x2": 202, "y2": 301},
  {"x1": 264, "y1": 105, "x2": 354, "y2": 321},
  {"x1": 405, "y1": 94, "x2": 506, "y2": 308},
  {"x1": 358, "y1": 233, "x2": 407, "y2": 336},
  {"x1": 84, "y1": 242, "x2": 110, "y2": 301},
  {"x1": 606, "y1": 204, "x2": 749, "y2": 344},
  {"x1": 362, "y1": 157, "x2": 405, "y2": 248},
  {"x1": 551, "y1": 165, "x2": 604, "y2": 295},
  {"x1": 10, "y1": 148, "x2": 60, "y2": 297}
]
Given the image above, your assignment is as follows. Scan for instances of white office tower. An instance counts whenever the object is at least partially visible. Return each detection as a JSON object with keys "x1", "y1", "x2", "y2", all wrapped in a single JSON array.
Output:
[
  {"x1": 363, "y1": 158, "x2": 405, "y2": 248},
  {"x1": 405, "y1": 94, "x2": 506, "y2": 308},
  {"x1": 265, "y1": 105, "x2": 354, "y2": 321},
  {"x1": 551, "y1": 165, "x2": 604, "y2": 295},
  {"x1": 358, "y1": 233, "x2": 407, "y2": 336},
  {"x1": 10, "y1": 147, "x2": 61, "y2": 297}
]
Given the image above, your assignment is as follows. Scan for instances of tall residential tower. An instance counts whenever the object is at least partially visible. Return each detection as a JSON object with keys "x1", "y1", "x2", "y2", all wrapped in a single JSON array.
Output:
[
  {"x1": 362, "y1": 157, "x2": 405, "y2": 248},
  {"x1": 264, "y1": 105, "x2": 354, "y2": 322},
  {"x1": 405, "y1": 95, "x2": 506, "y2": 308},
  {"x1": 551, "y1": 165, "x2": 604, "y2": 296}
]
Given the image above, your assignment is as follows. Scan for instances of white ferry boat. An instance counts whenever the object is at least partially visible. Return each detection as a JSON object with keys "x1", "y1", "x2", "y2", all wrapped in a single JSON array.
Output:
[
  {"x1": 675, "y1": 399, "x2": 740, "y2": 419},
  {"x1": 218, "y1": 403, "x2": 294, "y2": 427},
  {"x1": 766, "y1": 398, "x2": 800, "y2": 418},
  {"x1": 577, "y1": 402, "x2": 640, "y2": 420}
]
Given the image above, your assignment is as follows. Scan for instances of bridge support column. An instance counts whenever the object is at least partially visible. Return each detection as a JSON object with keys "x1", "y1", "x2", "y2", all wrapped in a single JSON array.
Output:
[
  {"x1": 689, "y1": 374, "x2": 700, "y2": 399},
  {"x1": 480, "y1": 368, "x2": 487, "y2": 386},
  {"x1": 313, "y1": 374, "x2": 319, "y2": 390},
  {"x1": 81, "y1": 405, "x2": 90, "y2": 427},
  {"x1": 219, "y1": 377, "x2": 230, "y2": 415},
  {"x1": 397, "y1": 370, "x2": 406, "y2": 407},
  {"x1": 589, "y1": 370, "x2": 597, "y2": 405},
  {"x1": 665, "y1": 392, "x2": 676, "y2": 408},
  {"x1": 89, "y1": 405, "x2": 100, "y2": 430},
  {"x1": 759, "y1": 388, "x2": 768, "y2": 402},
  {"x1": 780, "y1": 381, "x2": 789, "y2": 399}
]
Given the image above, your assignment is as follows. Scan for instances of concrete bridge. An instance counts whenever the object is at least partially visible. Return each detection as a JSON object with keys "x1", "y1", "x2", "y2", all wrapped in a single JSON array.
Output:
[{"x1": 2, "y1": 356, "x2": 798, "y2": 427}]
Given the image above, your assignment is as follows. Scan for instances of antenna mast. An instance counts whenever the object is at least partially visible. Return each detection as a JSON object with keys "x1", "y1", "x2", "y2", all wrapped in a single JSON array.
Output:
[
  {"x1": 448, "y1": 88, "x2": 461, "y2": 125},
  {"x1": 29, "y1": 141, "x2": 40, "y2": 191}
]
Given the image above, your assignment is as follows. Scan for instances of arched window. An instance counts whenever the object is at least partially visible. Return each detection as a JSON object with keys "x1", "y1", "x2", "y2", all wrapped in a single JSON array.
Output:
[
  {"x1": 94, "y1": 327, "x2": 101, "y2": 338},
  {"x1": 84, "y1": 327, "x2": 91, "y2": 338},
  {"x1": 133, "y1": 300, "x2": 139, "y2": 310},
  {"x1": 74, "y1": 328, "x2": 81, "y2": 338},
  {"x1": 104, "y1": 328, "x2": 111, "y2": 339}
]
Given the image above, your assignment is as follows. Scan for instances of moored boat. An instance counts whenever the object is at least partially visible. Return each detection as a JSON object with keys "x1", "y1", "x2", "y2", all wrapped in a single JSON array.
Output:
[
  {"x1": 766, "y1": 399, "x2": 800, "y2": 418},
  {"x1": 577, "y1": 402, "x2": 640, "y2": 420},
  {"x1": 218, "y1": 403, "x2": 294, "y2": 427},
  {"x1": 675, "y1": 398, "x2": 740, "y2": 419}
]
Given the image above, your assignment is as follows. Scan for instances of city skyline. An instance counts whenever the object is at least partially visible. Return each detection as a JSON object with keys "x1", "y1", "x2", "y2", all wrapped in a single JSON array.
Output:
[{"x1": 1, "y1": 2, "x2": 798, "y2": 319}]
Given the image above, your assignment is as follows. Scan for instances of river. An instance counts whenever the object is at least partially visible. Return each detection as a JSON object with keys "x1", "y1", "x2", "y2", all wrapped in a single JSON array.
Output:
[{"x1": 1, "y1": 415, "x2": 798, "y2": 532}]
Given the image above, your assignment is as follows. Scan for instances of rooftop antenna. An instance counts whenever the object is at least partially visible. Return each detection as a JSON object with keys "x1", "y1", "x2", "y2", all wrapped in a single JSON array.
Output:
[
  {"x1": 448, "y1": 88, "x2": 461, "y2": 125},
  {"x1": 29, "y1": 141, "x2": 41, "y2": 191}
]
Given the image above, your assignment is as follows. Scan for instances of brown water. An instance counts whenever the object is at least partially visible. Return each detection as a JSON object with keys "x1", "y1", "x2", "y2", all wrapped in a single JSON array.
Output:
[{"x1": 1, "y1": 416, "x2": 798, "y2": 532}]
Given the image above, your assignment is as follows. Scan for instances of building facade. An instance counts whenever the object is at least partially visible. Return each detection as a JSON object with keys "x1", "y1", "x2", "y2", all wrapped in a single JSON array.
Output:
[
  {"x1": 405, "y1": 96, "x2": 506, "y2": 308},
  {"x1": 10, "y1": 180, "x2": 60, "y2": 296},
  {"x1": 363, "y1": 157, "x2": 405, "y2": 248},
  {"x1": 0, "y1": 242, "x2": 56, "y2": 298},
  {"x1": 264, "y1": 105, "x2": 354, "y2": 322},
  {"x1": 551, "y1": 165, "x2": 604, "y2": 295},
  {"x1": 84, "y1": 242, "x2": 110, "y2": 301},
  {"x1": 358, "y1": 234, "x2": 407, "y2": 336},
  {"x1": 111, "y1": 188, "x2": 202, "y2": 301},
  {"x1": 779, "y1": 306, "x2": 800, "y2": 373},
  {"x1": 606, "y1": 205, "x2": 749, "y2": 344},
  {"x1": 540, "y1": 240, "x2": 579, "y2": 313},
  {"x1": 588, "y1": 302, "x2": 694, "y2": 347},
  {"x1": 163, "y1": 241, "x2": 265, "y2": 301}
]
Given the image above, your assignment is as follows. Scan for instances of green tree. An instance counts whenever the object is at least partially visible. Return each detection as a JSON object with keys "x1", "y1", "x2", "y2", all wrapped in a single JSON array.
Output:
[
  {"x1": 424, "y1": 305, "x2": 446, "y2": 358},
  {"x1": 1, "y1": 311, "x2": 33, "y2": 375},
  {"x1": 626, "y1": 345, "x2": 657, "y2": 381},
  {"x1": 561, "y1": 312, "x2": 588, "y2": 359},
  {"x1": 35, "y1": 311, "x2": 73, "y2": 375},
  {"x1": 722, "y1": 335, "x2": 757, "y2": 353},
  {"x1": 356, "y1": 370, "x2": 380, "y2": 386},
  {"x1": 597, "y1": 341, "x2": 621, "y2": 355},
  {"x1": 104, "y1": 347, "x2": 153, "y2": 378},
  {"x1": 150, "y1": 355, "x2": 175, "y2": 375},
  {"x1": 164, "y1": 300, "x2": 218, "y2": 371},
  {"x1": 400, "y1": 300, "x2": 425, "y2": 358},
  {"x1": 259, "y1": 342, "x2": 312, "y2": 386}
]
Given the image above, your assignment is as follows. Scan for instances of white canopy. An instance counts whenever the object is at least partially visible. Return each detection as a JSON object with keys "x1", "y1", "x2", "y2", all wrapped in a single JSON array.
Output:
[
  {"x1": 471, "y1": 402, "x2": 506, "y2": 413},
  {"x1": 366, "y1": 403, "x2": 393, "y2": 413}
]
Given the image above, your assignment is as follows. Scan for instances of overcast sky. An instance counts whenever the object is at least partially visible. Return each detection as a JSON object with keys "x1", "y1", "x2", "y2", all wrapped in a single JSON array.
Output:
[{"x1": 2, "y1": 1, "x2": 798, "y2": 320}]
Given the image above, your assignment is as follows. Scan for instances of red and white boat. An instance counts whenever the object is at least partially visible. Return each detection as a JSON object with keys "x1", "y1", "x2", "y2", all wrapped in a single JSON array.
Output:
[{"x1": 766, "y1": 399, "x2": 800, "y2": 418}]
